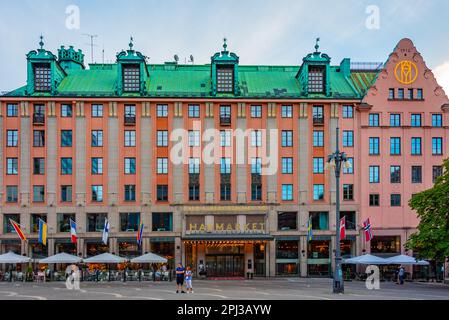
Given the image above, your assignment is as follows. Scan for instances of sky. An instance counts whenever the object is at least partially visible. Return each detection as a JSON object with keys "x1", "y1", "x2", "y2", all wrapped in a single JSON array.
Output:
[{"x1": 1, "y1": 0, "x2": 449, "y2": 93}]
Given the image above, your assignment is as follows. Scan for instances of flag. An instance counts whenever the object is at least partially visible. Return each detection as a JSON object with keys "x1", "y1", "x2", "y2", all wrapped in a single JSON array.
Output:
[
  {"x1": 10, "y1": 219, "x2": 26, "y2": 241},
  {"x1": 137, "y1": 222, "x2": 144, "y2": 246},
  {"x1": 363, "y1": 218, "x2": 373, "y2": 242},
  {"x1": 38, "y1": 219, "x2": 47, "y2": 246},
  {"x1": 339, "y1": 216, "x2": 346, "y2": 240},
  {"x1": 307, "y1": 216, "x2": 313, "y2": 242},
  {"x1": 70, "y1": 219, "x2": 77, "y2": 244},
  {"x1": 102, "y1": 219, "x2": 110, "y2": 245}
]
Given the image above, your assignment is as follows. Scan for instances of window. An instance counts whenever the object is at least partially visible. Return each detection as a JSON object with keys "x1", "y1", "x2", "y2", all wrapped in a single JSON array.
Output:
[
  {"x1": 343, "y1": 130, "x2": 354, "y2": 147},
  {"x1": 124, "y1": 130, "x2": 136, "y2": 147},
  {"x1": 7, "y1": 104, "x2": 18, "y2": 117},
  {"x1": 7, "y1": 130, "x2": 18, "y2": 147},
  {"x1": 220, "y1": 158, "x2": 231, "y2": 174},
  {"x1": 282, "y1": 157, "x2": 293, "y2": 174},
  {"x1": 188, "y1": 105, "x2": 199, "y2": 118},
  {"x1": 390, "y1": 137, "x2": 401, "y2": 155},
  {"x1": 33, "y1": 185, "x2": 45, "y2": 202},
  {"x1": 251, "y1": 105, "x2": 262, "y2": 118},
  {"x1": 251, "y1": 130, "x2": 262, "y2": 147},
  {"x1": 369, "y1": 194, "x2": 380, "y2": 207},
  {"x1": 157, "y1": 104, "x2": 168, "y2": 117},
  {"x1": 91, "y1": 104, "x2": 103, "y2": 117},
  {"x1": 33, "y1": 130, "x2": 45, "y2": 147},
  {"x1": 251, "y1": 157, "x2": 262, "y2": 174},
  {"x1": 157, "y1": 158, "x2": 168, "y2": 174},
  {"x1": 125, "y1": 158, "x2": 136, "y2": 174},
  {"x1": 411, "y1": 114, "x2": 421, "y2": 127},
  {"x1": 157, "y1": 185, "x2": 168, "y2": 202},
  {"x1": 220, "y1": 105, "x2": 231, "y2": 122},
  {"x1": 33, "y1": 158, "x2": 45, "y2": 175},
  {"x1": 343, "y1": 184, "x2": 354, "y2": 201},
  {"x1": 251, "y1": 183, "x2": 262, "y2": 201},
  {"x1": 123, "y1": 64, "x2": 140, "y2": 92},
  {"x1": 3, "y1": 214, "x2": 20, "y2": 234},
  {"x1": 417, "y1": 89, "x2": 423, "y2": 100},
  {"x1": 369, "y1": 166, "x2": 380, "y2": 183},
  {"x1": 390, "y1": 114, "x2": 401, "y2": 127},
  {"x1": 220, "y1": 130, "x2": 232, "y2": 147},
  {"x1": 369, "y1": 138, "x2": 380, "y2": 155},
  {"x1": 91, "y1": 130, "x2": 103, "y2": 147},
  {"x1": 390, "y1": 166, "x2": 401, "y2": 183},
  {"x1": 188, "y1": 158, "x2": 200, "y2": 174},
  {"x1": 152, "y1": 213, "x2": 173, "y2": 232},
  {"x1": 411, "y1": 166, "x2": 422, "y2": 183},
  {"x1": 6, "y1": 186, "x2": 18, "y2": 203},
  {"x1": 6, "y1": 158, "x2": 18, "y2": 175},
  {"x1": 343, "y1": 158, "x2": 354, "y2": 174},
  {"x1": 278, "y1": 212, "x2": 297, "y2": 231},
  {"x1": 30, "y1": 214, "x2": 47, "y2": 234},
  {"x1": 61, "y1": 185, "x2": 72, "y2": 202},
  {"x1": 281, "y1": 184, "x2": 293, "y2": 201},
  {"x1": 91, "y1": 185, "x2": 103, "y2": 202},
  {"x1": 61, "y1": 130, "x2": 72, "y2": 147},
  {"x1": 432, "y1": 114, "x2": 443, "y2": 127},
  {"x1": 313, "y1": 106, "x2": 324, "y2": 124},
  {"x1": 281, "y1": 131, "x2": 293, "y2": 147},
  {"x1": 342, "y1": 106, "x2": 353, "y2": 118},
  {"x1": 341, "y1": 212, "x2": 356, "y2": 230},
  {"x1": 369, "y1": 113, "x2": 379, "y2": 127},
  {"x1": 91, "y1": 158, "x2": 103, "y2": 175},
  {"x1": 87, "y1": 213, "x2": 107, "y2": 232},
  {"x1": 313, "y1": 131, "x2": 324, "y2": 147},
  {"x1": 313, "y1": 184, "x2": 324, "y2": 200},
  {"x1": 61, "y1": 158, "x2": 73, "y2": 175},
  {"x1": 124, "y1": 185, "x2": 136, "y2": 201},
  {"x1": 125, "y1": 104, "x2": 136, "y2": 117},
  {"x1": 34, "y1": 63, "x2": 51, "y2": 91},
  {"x1": 308, "y1": 66, "x2": 325, "y2": 93},
  {"x1": 433, "y1": 166, "x2": 443, "y2": 183},
  {"x1": 61, "y1": 104, "x2": 72, "y2": 117},
  {"x1": 157, "y1": 130, "x2": 169, "y2": 147},
  {"x1": 281, "y1": 105, "x2": 293, "y2": 118},
  {"x1": 57, "y1": 213, "x2": 75, "y2": 233},
  {"x1": 310, "y1": 212, "x2": 329, "y2": 230},
  {"x1": 398, "y1": 88, "x2": 404, "y2": 100},
  {"x1": 220, "y1": 183, "x2": 231, "y2": 201},
  {"x1": 371, "y1": 236, "x2": 401, "y2": 254},
  {"x1": 389, "y1": 89, "x2": 395, "y2": 99},
  {"x1": 391, "y1": 194, "x2": 401, "y2": 207},
  {"x1": 432, "y1": 137, "x2": 443, "y2": 155},
  {"x1": 189, "y1": 183, "x2": 200, "y2": 201},
  {"x1": 216, "y1": 65, "x2": 234, "y2": 93},
  {"x1": 408, "y1": 88, "x2": 414, "y2": 100},
  {"x1": 188, "y1": 131, "x2": 200, "y2": 147},
  {"x1": 411, "y1": 137, "x2": 422, "y2": 155},
  {"x1": 313, "y1": 158, "x2": 324, "y2": 174},
  {"x1": 120, "y1": 213, "x2": 140, "y2": 232}
]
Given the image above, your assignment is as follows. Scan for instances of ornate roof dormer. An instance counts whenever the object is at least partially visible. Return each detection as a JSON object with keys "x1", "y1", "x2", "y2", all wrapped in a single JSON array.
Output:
[
  {"x1": 58, "y1": 45, "x2": 85, "y2": 70},
  {"x1": 116, "y1": 36, "x2": 149, "y2": 95},
  {"x1": 297, "y1": 38, "x2": 331, "y2": 97},
  {"x1": 211, "y1": 38, "x2": 240, "y2": 96}
]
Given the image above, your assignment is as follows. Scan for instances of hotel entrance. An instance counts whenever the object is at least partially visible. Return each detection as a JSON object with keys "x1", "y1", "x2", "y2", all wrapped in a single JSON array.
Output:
[{"x1": 205, "y1": 254, "x2": 245, "y2": 277}]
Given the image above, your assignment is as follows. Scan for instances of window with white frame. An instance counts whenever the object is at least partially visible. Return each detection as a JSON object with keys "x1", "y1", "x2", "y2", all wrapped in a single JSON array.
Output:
[{"x1": 157, "y1": 158, "x2": 168, "y2": 174}]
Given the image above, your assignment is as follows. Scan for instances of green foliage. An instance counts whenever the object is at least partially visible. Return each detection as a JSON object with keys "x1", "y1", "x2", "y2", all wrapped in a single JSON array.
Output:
[{"x1": 406, "y1": 159, "x2": 449, "y2": 261}]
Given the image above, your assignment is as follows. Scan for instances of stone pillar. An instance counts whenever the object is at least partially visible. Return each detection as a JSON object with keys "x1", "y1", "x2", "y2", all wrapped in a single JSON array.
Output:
[
  {"x1": 47, "y1": 111, "x2": 58, "y2": 239},
  {"x1": 140, "y1": 102, "x2": 152, "y2": 206},
  {"x1": 269, "y1": 240, "x2": 276, "y2": 277},
  {"x1": 75, "y1": 103, "x2": 87, "y2": 234},
  {"x1": 244, "y1": 243, "x2": 254, "y2": 274},
  {"x1": 204, "y1": 115, "x2": 215, "y2": 204},
  {"x1": 47, "y1": 238, "x2": 55, "y2": 256},
  {"x1": 236, "y1": 115, "x2": 247, "y2": 203},
  {"x1": 108, "y1": 102, "x2": 119, "y2": 235},
  {"x1": 172, "y1": 112, "x2": 184, "y2": 204},
  {"x1": 266, "y1": 106, "x2": 277, "y2": 203},
  {"x1": 300, "y1": 236, "x2": 308, "y2": 277},
  {"x1": 298, "y1": 103, "x2": 309, "y2": 204},
  {"x1": 175, "y1": 237, "x2": 182, "y2": 265},
  {"x1": 19, "y1": 103, "x2": 31, "y2": 207}
]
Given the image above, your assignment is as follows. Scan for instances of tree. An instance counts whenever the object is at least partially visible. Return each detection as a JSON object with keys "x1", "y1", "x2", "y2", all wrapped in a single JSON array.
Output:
[{"x1": 406, "y1": 159, "x2": 449, "y2": 262}]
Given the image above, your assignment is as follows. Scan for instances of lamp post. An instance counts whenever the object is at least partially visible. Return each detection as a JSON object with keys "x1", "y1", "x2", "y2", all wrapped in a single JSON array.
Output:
[{"x1": 326, "y1": 127, "x2": 351, "y2": 294}]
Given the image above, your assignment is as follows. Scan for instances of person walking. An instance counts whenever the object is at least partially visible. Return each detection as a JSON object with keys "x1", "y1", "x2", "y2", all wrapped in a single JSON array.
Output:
[
  {"x1": 175, "y1": 263, "x2": 186, "y2": 294},
  {"x1": 398, "y1": 265, "x2": 405, "y2": 285},
  {"x1": 185, "y1": 266, "x2": 193, "y2": 293}
]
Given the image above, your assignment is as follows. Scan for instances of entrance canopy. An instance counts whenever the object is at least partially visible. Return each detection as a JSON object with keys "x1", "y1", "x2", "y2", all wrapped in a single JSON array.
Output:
[
  {"x1": 131, "y1": 253, "x2": 167, "y2": 264},
  {"x1": 83, "y1": 253, "x2": 128, "y2": 264},
  {"x1": 183, "y1": 234, "x2": 274, "y2": 241},
  {"x1": 343, "y1": 254, "x2": 389, "y2": 265},
  {"x1": 0, "y1": 251, "x2": 31, "y2": 264},
  {"x1": 39, "y1": 253, "x2": 82, "y2": 264},
  {"x1": 384, "y1": 255, "x2": 430, "y2": 265}
]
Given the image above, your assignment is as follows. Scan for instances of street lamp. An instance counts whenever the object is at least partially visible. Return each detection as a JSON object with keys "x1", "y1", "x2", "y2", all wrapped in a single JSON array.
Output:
[{"x1": 325, "y1": 127, "x2": 352, "y2": 294}]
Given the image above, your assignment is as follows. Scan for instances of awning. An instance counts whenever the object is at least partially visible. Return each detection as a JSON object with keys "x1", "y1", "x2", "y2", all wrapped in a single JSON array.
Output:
[
  {"x1": 39, "y1": 253, "x2": 82, "y2": 264},
  {"x1": 384, "y1": 255, "x2": 430, "y2": 266},
  {"x1": 83, "y1": 253, "x2": 128, "y2": 264},
  {"x1": 131, "y1": 253, "x2": 168, "y2": 264},
  {"x1": 0, "y1": 251, "x2": 31, "y2": 264},
  {"x1": 183, "y1": 234, "x2": 274, "y2": 241},
  {"x1": 343, "y1": 254, "x2": 389, "y2": 265}
]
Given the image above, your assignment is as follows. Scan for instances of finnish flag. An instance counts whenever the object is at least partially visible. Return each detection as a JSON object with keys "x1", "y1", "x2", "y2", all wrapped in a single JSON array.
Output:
[{"x1": 102, "y1": 219, "x2": 110, "y2": 245}]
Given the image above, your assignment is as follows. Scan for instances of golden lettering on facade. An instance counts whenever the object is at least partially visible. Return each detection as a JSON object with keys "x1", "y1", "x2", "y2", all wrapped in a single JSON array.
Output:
[
  {"x1": 187, "y1": 222, "x2": 266, "y2": 232},
  {"x1": 394, "y1": 60, "x2": 418, "y2": 85}
]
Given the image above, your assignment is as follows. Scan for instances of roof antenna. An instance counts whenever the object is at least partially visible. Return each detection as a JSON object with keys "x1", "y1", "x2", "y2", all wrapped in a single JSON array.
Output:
[
  {"x1": 83, "y1": 34, "x2": 99, "y2": 64},
  {"x1": 39, "y1": 35, "x2": 44, "y2": 50},
  {"x1": 315, "y1": 37, "x2": 320, "y2": 53}
]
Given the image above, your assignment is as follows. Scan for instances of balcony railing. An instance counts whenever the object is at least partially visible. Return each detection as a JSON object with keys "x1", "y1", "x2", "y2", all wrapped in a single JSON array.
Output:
[
  {"x1": 124, "y1": 114, "x2": 136, "y2": 126},
  {"x1": 220, "y1": 116, "x2": 231, "y2": 126},
  {"x1": 33, "y1": 114, "x2": 45, "y2": 125},
  {"x1": 313, "y1": 116, "x2": 324, "y2": 125}
]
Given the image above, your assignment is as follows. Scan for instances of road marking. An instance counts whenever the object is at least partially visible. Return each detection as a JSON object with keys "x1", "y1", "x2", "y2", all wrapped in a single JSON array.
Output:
[
  {"x1": 87, "y1": 291, "x2": 124, "y2": 298},
  {"x1": 0, "y1": 291, "x2": 47, "y2": 300},
  {"x1": 194, "y1": 293, "x2": 229, "y2": 299}
]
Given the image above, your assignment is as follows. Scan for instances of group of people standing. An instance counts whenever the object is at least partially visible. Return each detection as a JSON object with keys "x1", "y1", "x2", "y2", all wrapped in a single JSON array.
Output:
[{"x1": 175, "y1": 263, "x2": 193, "y2": 294}]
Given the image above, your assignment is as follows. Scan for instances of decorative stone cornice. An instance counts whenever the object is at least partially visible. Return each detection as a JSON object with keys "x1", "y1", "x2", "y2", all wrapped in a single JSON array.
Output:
[
  {"x1": 205, "y1": 102, "x2": 214, "y2": 118},
  {"x1": 174, "y1": 102, "x2": 183, "y2": 117},
  {"x1": 20, "y1": 101, "x2": 30, "y2": 117},
  {"x1": 75, "y1": 101, "x2": 85, "y2": 117},
  {"x1": 330, "y1": 103, "x2": 339, "y2": 118},
  {"x1": 142, "y1": 102, "x2": 151, "y2": 117},
  {"x1": 299, "y1": 103, "x2": 308, "y2": 118},
  {"x1": 109, "y1": 102, "x2": 118, "y2": 117},
  {"x1": 356, "y1": 103, "x2": 373, "y2": 112},
  {"x1": 237, "y1": 103, "x2": 246, "y2": 118},
  {"x1": 441, "y1": 103, "x2": 449, "y2": 113},
  {"x1": 267, "y1": 103, "x2": 277, "y2": 118},
  {"x1": 47, "y1": 101, "x2": 56, "y2": 117}
]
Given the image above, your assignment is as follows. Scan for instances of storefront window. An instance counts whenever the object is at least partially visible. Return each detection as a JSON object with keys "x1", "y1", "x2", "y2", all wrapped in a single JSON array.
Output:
[
  {"x1": 371, "y1": 236, "x2": 401, "y2": 254},
  {"x1": 87, "y1": 213, "x2": 107, "y2": 232},
  {"x1": 310, "y1": 212, "x2": 329, "y2": 230},
  {"x1": 340, "y1": 240, "x2": 353, "y2": 258},
  {"x1": 152, "y1": 212, "x2": 173, "y2": 232},
  {"x1": 308, "y1": 240, "x2": 331, "y2": 277},
  {"x1": 57, "y1": 213, "x2": 75, "y2": 233},
  {"x1": 276, "y1": 240, "x2": 299, "y2": 276},
  {"x1": 340, "y1": 212, "x2": 356, "y2": 230},
  {"x1": 151, "y1": 239, "x2": 175, "y2": 269},
  {"x1": 86, "y1": 242, "x2": 109, "y2": 257},
  {"x1": 29, "y1": 242, "x2": 48, "y2": 258},
  {"x1": 30, "y1": 214, "x2": 46, "y2": 233},
  {"x1": 55, "y1": 242, "x2": 77, "y2": 255},
  {"x1": 1, "y1": 241, "x2": 21, "y2": 254},
  {"x1": 254, "y1": 243, "x2": 266, "y2": 277},
  {"x1": 3, "y1": 214, "x2": 19, "y2": 234},
  {"x1": 277, "y1": 212, "x2": 297, "y2": 231},
  {"x1": 118, "y1": 241, "x2": 140, "y2": 258},
  {"x1": 120, "y1": 212, "x2": 140, "y2": 232},
  {"x1": 308, "y1": 240, "x2": 330, "y2": 259}
]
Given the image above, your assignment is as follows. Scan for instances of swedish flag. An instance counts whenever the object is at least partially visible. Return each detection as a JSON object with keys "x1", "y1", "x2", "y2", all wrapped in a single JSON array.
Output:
[
  {"x1": 307, "y1": 216, "x2": 313, "y2": 242},
  {"x1": 38, "y1": 219, "x2": 47, "y2": 246}
]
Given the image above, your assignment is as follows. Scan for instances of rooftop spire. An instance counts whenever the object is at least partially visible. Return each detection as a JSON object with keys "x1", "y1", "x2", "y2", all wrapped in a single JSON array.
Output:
[
  {"x1": 223, "y1": 37, "x2": 228, "y2": 52},
  {"x1": 315, "y1": 37, "x2": 320, "y2": 53},
  {"x1": 129, "y1": 36, "x2": 134, "y2": 51},
  {"x1": 39, "y1": 35, "x2": 44, "y2": 50}
]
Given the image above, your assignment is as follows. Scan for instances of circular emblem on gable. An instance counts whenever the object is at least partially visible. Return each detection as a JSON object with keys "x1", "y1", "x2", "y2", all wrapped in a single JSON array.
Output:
[{"x1": 394, "y1": 60, "x2": 418, "y2": 85}]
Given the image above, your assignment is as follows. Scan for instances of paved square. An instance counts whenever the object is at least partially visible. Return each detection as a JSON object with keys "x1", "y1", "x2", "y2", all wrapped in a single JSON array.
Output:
[{"x1": 0, "y1": 279, "x2": 448, "y2": 300}]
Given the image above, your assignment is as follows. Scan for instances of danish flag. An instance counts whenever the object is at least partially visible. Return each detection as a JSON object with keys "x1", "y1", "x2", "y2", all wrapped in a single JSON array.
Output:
[{"x1": 339, "y1": 216, "x2": 346, "y2": 240}]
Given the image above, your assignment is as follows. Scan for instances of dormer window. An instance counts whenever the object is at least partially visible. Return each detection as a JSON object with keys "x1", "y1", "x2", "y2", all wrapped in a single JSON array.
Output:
[
  {"x1": 122, "y1": 64, "x2": 140, "y2": 92},
  {"x1": 216, "y1": 65, "x2": 234, "y2": 93},
  {"x1": 34, "y1": 63, "x2": 51, "y2": 92},
  {"x1": 308, "y1": 66, "x2": 325, "y2": 93}
]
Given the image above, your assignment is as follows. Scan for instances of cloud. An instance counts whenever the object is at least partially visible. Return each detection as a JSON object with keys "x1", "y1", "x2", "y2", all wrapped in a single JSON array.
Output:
[{"x1": 434, "y1": 61, "x2": 449, "y2": 95}]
